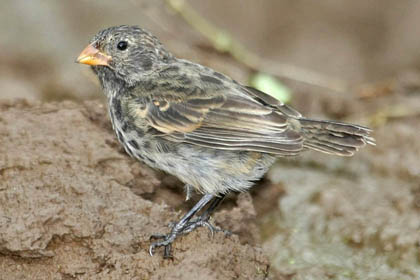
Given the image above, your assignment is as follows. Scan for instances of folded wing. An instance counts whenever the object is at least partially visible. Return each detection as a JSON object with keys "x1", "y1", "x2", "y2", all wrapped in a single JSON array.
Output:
[{"x1": 127, "y1": 91, "x2": 303, "y2": 155}]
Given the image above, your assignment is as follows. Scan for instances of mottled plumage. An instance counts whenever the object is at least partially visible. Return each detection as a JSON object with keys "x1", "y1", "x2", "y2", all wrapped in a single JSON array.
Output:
[{"x1": 77, "y1": 25, "x2": 375, "y2": 258}]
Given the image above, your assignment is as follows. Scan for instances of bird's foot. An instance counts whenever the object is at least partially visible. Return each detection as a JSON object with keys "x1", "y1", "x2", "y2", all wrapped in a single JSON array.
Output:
[
  {"x1": 149, "y1": 219, "x2": 194, "y2": 259},
  {"x1": 149, "y1": 216, "x2": 231, "y2": 258},
  {"x1": 182, "y1": 216, "x2": 231, "y2": 237},
  {"x1": 149, "y1": 194, "x2": 225, "y2": 258},
  {"x1": 149, "y1": 230, "x2": 179, "y2": 259}
]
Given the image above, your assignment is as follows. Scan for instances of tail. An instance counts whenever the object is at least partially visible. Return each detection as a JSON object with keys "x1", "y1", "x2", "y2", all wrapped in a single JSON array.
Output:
[{"x1": 299, "y1": 118, "x2": 375, "y2": 156}]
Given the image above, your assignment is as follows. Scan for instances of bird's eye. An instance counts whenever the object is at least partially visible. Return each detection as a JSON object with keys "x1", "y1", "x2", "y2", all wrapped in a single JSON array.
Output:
[{"x1": 117, "y1": 41, "x2": 128, "y2": 51}]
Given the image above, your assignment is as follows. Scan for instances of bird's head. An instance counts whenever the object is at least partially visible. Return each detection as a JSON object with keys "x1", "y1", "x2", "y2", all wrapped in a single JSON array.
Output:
[{"x1": 76, "y1": 25, "x2": 172, "y2": 88}]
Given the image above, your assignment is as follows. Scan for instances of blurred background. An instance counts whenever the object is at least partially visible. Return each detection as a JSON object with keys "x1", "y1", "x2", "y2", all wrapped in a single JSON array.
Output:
[
  {"x1": 2, "y1": 0, "x2": 420, "y2": 102},
  {"x1": 1, "y1": 1, "x2": 419, "y2": 279}
]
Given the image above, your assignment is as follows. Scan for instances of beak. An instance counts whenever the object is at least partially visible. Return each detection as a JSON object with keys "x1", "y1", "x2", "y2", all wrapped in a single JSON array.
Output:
[{"x1": 76, "y1": 43, "x2": 111, "y2": 66}]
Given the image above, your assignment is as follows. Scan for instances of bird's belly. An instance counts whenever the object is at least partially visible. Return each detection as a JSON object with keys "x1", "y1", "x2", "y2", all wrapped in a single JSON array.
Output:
[
  {"x1": 109, "y1": 105, "x2": 275, "y2": 195},
  {"x1": 137, "y1": 142, "x2": 276, "y2": 195}
]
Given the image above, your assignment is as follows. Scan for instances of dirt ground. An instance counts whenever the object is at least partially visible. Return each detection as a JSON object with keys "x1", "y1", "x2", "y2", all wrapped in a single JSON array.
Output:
[
  {"x1": 261, "y1": 72, "x2": 420, "y2": 279},
  {"x1": 1, "y1": 73, "x2": 419, "y2": 280},
  {"x1": 0, "y1": 99, "x2": 271, "y2": 280}
]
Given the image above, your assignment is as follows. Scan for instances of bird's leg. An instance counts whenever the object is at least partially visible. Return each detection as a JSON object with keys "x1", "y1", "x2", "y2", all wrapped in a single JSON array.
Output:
[
  {"x1": 184, "y1": 184, "x2": 193, "y2": 201},
  {"x1": 182, "y1": 194, "x2": 231, "y2": 236},
  {"x1": 149, "y1": 194, "x2": 214, "y2": 258}
]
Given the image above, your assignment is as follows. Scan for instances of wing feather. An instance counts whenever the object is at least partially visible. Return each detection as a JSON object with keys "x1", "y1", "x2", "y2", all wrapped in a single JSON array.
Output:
[{"x1": 127, "y1": 83, "x2": 303, "y2": 155}]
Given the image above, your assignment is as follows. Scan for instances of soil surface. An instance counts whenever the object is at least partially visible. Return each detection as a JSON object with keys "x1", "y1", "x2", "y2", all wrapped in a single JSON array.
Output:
[
  {"x1": 0, "y1": 100, "x2": 271, "y2": 280},
  {"x1": 262, "y1": 76, "x2": 420, "y2": 279},
  {"x1": 1, "y1": 71, "x2": 419, "y2": 279}
]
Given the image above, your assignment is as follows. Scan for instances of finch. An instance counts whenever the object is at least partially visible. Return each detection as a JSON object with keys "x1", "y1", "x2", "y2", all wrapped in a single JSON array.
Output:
[{"x1": 76, "y1": 25, "x2": 375, "y2": 258}]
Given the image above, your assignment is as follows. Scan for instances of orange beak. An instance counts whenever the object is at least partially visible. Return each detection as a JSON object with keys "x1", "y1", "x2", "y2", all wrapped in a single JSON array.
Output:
[{"x1": 76, "y1": 44, "x2": 111, "y2": 66}]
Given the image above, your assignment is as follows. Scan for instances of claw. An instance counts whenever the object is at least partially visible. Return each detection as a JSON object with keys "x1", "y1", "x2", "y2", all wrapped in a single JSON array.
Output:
[
  {"x1": 149, "y1": 234, "x2": 166, "y2": 241},
  {"x1": 147, "y1": 194, "x2": 219, "y2": 258},
  {"x1": 149, "y1": 240, "x2": 173, "y2": 257},
  {"x1": 149, "y1": 244, "x2": 155, "y2": 256},
  {"x1": 149, "y1": 216, "x2": 231, "y2": 257},
  {"x1": 203, "y1": 221, "x2": 215, "y2": 237},
  {"x1": 164, "y1": 244, "x2": 173, "y2": 259},
  {"x1": 149, "y1": 232, "x2": 177, "y2": 258}
]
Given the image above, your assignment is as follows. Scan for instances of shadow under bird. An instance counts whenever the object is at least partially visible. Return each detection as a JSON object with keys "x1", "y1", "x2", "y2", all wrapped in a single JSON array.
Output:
[{"x1": 76, "y1": 25, "x2": 375, "y2": 258}]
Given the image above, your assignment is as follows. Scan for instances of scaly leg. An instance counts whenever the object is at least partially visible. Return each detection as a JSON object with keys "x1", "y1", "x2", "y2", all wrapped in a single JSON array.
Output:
[
  {"x1": 181, "y1": 194, "x2": 231, "y2": 236},
  {"x1": 149, "y1": 194, "x2": 214, "y2": 258}
]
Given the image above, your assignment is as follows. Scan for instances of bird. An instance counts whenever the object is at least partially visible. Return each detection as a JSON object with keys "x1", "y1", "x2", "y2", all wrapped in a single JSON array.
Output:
[{"x1": 76, "y1": 25, "x2": 375, "y2": 258}]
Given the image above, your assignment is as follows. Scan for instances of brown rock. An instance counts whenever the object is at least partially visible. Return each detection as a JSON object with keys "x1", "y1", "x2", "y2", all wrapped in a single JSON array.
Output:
[{"x1": 0, "y1": 99, "x2": 270, "y2": 279}]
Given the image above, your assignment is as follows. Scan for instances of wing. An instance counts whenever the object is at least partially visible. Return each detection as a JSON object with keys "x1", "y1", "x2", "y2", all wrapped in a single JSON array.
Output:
[
  {"x1": 242, "y1": 86, "x2": 303, "y2": 118},
  {"x1": 126, "y1": 76, "x2": 303, "y2": 155}
]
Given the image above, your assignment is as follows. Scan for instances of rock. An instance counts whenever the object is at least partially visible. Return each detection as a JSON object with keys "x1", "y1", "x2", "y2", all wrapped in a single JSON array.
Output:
[{"x1": 0, "y1": 99, "x2": 270, "y2": 280}]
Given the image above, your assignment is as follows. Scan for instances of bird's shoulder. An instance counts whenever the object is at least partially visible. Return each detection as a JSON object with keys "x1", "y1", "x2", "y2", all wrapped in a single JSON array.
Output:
[
  {"x1": 126, "y1": 60, "x2": 230, "y2": 100},
  {"x1": 125, "y1": 59, "x2": 283, "y2": 110},
  {"x1": 121, "y1": 58, "x2": 304, "y2": 132},
  {"x1": 117, "y1": 60, "x2": 305, "y2": 154}
]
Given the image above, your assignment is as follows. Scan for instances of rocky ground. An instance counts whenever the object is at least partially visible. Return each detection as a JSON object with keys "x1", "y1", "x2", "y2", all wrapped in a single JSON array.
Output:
[
  {"x1": 0, "y1": 100, "x2": 271, "y2": 280},
  {"x1": 262, "y1": 75, "x2": 420, "y2": 279},
  {"x1": 1, "y1": 71, "x2": 419, "y2": 279}
]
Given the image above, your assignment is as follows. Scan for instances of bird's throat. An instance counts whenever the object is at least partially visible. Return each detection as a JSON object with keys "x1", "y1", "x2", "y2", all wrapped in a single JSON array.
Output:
[{"x1": 93, "y1": 66, "x2": 126, "y2": 99}]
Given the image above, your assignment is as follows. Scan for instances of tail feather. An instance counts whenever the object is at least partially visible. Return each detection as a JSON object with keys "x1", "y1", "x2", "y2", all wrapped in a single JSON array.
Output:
[{"x1": 299, "y1": 118, "x2": 375, "y2": 156}]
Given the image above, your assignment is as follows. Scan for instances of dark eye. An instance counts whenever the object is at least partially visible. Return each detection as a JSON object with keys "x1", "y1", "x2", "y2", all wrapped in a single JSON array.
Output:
[{"x1": 117, "y1": 41, "x2": 128, "y2": 51}]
